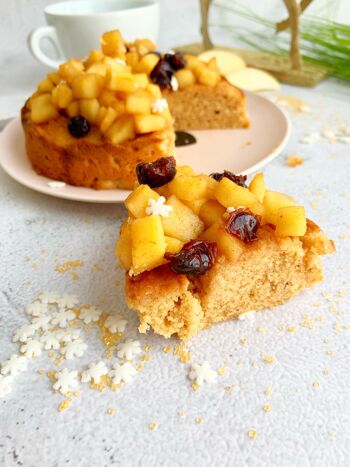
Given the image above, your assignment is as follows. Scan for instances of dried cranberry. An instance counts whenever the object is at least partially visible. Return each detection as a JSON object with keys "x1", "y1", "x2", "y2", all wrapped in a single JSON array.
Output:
[
  {"x1": 165, "y1": 240, "x2": 217, "y2": 275},
  {"x1": 210, "y1": 171, "x2": 247, "y2": 188},
  {"x1": 150, "y1": 59, "x2": 173, "y2": 89},
  {"x1": 136, "y1": 156, "x2": 176, "y2": 188},
  {"x1": 225, "y1": 209, "x2": 260, "y2": 243},
  {"x1": 164, "y1": 52, "x2": 186, "y2": 71},
  {"x1": 68, "y1": 116, "x2": 90, "y2": 138}
]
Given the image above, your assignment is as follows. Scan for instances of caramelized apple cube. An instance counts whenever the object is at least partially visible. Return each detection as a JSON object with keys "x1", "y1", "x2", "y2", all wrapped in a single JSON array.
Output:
[
  {"x1": 37, "y1": 79, "x2": 54, "y2": 93},
  {"x1": 198, "y1": 68, "x2": 220, "y2": 87},
  {"x1": 215, "y1": 177, "x2": 259, "y2": 209},
  {"x1": 165, "y1": 236, "x2": 184, "y2": 254},
  {"x1": 197, "y1": 174, "x2": 218, "y2": 199},
  {"x1": 201, "y1": 220, "x2": 244, "y2": 261},
  {"x1": 72, "y1": 74, "x2": 104, "y2": 99},
  {"x1": 59, "y1": 59, "x2": 84, "y2": 82},
  {"x1": 182, "y1": 198, "x2": 207, "y2": 215},
  {"x1": 134, "y1": 53, "x2": 159, "y2": 74},
  {"x1": 106, "y1": 70, "x2": 135, "y2": 93},
  {"x1": 146, "y1": 83, "x2": 162, "y2": 99},
  {"x1": 131, "y1": 215, "x2": 166, "y2": 274},
  {"x1": 80, "y1": 98, "x2": 100, "y2": 124},
  {"x1": 125, "y1": 90, "x2": 152, "y2": 115},
  {"x1": 30, "y1": 94, "x2": 58, "y2": 123},
  {"x1": 101, "y1": 30, "x2": 126, "y2": 57},
  {"x1": 133, "y1": 73, "x2": 149, "y2": 89},
  {"x1": 125, "y1": 184, "x2": 159, "y2": 218},
  {"x1": 115, "y1": 220, "x2": 132, "y2": 269},
  {"x1": 47, "y1": 72, "x2": 61, "y2": 85},
  {"x1": 99, "y1": 106, "x2": 117, "y2": 134},
  {"x1": 275, "y1": 206, "x2": 307, "y2": 237},
  {"x1": 106, "y1": 114, "x2": 135, "y2": 144},
  {"x1": 85, "y1": 50, "x2": 104, "y2": 67},
  {"x1": 263, "y1": 190, "x2": 295, "y2": 225},
  {"x1": 175, "y1": 69, "x2": 196, "y2": 89},
  {"x1": 86, "y1": 63, "x2": 108, "y2": 77},
  {"x1": 176, "y1": 165, "x2": 195, "y2": 176},
  {"x1": 199, "y1": 200, "x2": 226, "y2": 227},
  {"x1": 66, "y1": 100, "x2": 80, "y2": 118},
  {"x1": 161, "y1": 195, "x2": 204, "y2": 242},
  {"x1": 249, "y1": 173, "x2": 265, "y2": 203},
  {"x1": 134, "y1": 114, "x2": 165, "y2": 134},
  {"x1": 168, "y1": 175, "x2": 208, "y2": 201},
  {"x1": 111, "y1": 99, "x2": 126, "y2": 118},
  {"x1": 125, "y1": 51, "x2": 139, "y2": 69},
  {"x1": 99, "y1": 90, "x2": 117, "y2": 107},
  {"x1": 96, "y1": 106, "x2": 108, "y2": 126},
  {"x1": 133, "y1": 38, "x2": 156, "y2": 56},
  {"x1": 52, "y1": 83, "x2": 73, "y2": 109}
]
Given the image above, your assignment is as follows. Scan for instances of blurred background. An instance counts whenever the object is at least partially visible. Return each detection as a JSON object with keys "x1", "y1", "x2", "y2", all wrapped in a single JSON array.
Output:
[{"x1": 1, "y1": 0, "x2": 349, "y2": 118}]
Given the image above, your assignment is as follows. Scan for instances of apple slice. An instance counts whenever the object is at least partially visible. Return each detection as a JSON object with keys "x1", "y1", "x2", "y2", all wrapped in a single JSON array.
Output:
[
  {"x1": 225, "y1": 67, "x2": 280, "y2": 92},
  {"x1": 198, "y1": 49, "x2": 246, "y2": 76}
]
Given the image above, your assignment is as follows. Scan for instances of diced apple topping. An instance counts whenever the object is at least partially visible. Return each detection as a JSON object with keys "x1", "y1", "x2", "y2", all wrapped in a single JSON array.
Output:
[{"x1": 116, "y1": 159, "x2": 309, "y2": 276}]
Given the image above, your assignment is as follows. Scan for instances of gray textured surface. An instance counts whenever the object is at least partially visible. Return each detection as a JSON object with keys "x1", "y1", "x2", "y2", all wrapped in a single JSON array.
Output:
[{"x1": 1, "y1": 82, "x2": 350, "y2": 467}]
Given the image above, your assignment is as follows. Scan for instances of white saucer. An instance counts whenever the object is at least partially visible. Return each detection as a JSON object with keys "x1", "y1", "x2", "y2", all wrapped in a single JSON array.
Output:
[{"x1": 0, "y1": 92, "x2": 290, "y2": 203}]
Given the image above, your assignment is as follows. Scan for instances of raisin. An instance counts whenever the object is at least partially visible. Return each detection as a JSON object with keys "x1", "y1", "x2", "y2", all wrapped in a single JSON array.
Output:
[
  {"x1": 210, "y1": 171, "x2": 247, "y2": 188},
  {"x1": 150, "y1": 59, "x2": 174, "y2": 89},
  {"x1": 136, "y1": 156, "x2": 176, "y2": 188},
  {"x1": 165, "y1": 240, "x2": 217, "y2": 275},
  {"x1": 164, "y1": 52, "x2": 186, "y2": 71},
  {"x1": 225, "y1": 208, "x2": 261, "y2": 243},
  {"x1": 68, "y1": 116, "x2": 90, "y2": 138}
]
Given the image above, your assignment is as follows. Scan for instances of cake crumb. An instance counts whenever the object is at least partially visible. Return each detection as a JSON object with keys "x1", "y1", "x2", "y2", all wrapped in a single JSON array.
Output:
[
  {"x1": 58, "y1": 398, "x2": 72, "y2": 412},
  {"x1": 263, "y1": 404, "x2": 272, "y2": 412},
  {"x1": 312, "y1": 381, "x2": 320, "y2": 388},
  {"x1": 191, "y1": 382, "x2": 200, "y2": 391},
  {"x1": 257, "y1": 325, "x2": 266, "y2": 333},
  {"x1": 47, "y1": 370, "x2": 57, "y2": 382},
  {"x1": 148, "y1": 423, "x2": 158, "y2": 431},
  {"x1": 224, "y1": 385, "x2": 233, "y2": 393},
  {"x1": 262, "y1": 355, "x2": 276, "y2": 364},
  {"x1": 287, "y1": 326, "x2": 296, "y2": 333},
  {"x1": 326, "y1": 350, "x2": 335, "y2": 356},
  {"x1": 178, "y1": 411, "x2": 186, "y2": 417},
  {"x1": 163, "y1": 345, "x2": 171, "y2": 353},
  {"x1": 264, "y1": 387, "x2": 273, "y2": 396},
  {"x1": 248, "y1": 429, "x2": 257, "y2": 440},
  {"x1": 107, "y1": 407, "x2": 116, "y2": 416},
  {"x1": 54, "y1": 354, "x2": 63, "y2": 366},
  {"x1": 140, "y1": 354, "x2": 151, "y2": 362},
  {"x1": 240, "y1": 337, "x2": 248, "y2": 345},
  {"x1": 135, "y1": 363, "x2": 144, "y2": 371},
  {"x1": 195, "y1": 417, "x2": 203, "y2": 425},
  {"x1": 286, "y1": 155, "x2": 304, "y2": 167},
  {"x1": 143, "y1": 345, "x2": 152, "y2": 352},
  {"x1": 217, "y1": 366, "x2": 227, "y2": 376},
  {"x1": 323, "y1": 368, "x2": 330, "y2": 376},
  {"x1": 48, "y1": 351, "x2": 55, "y2": 359}
]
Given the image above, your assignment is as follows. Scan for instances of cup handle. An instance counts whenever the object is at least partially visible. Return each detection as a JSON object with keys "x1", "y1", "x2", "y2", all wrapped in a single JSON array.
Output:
[{"x1": 28, "y1": 26, "x2": 66, "y2": 69}]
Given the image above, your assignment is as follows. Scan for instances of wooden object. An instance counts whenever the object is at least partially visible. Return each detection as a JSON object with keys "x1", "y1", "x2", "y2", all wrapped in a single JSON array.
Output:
[{"x1": 175, "y1": 0, "x2": 327, "y2": 86}]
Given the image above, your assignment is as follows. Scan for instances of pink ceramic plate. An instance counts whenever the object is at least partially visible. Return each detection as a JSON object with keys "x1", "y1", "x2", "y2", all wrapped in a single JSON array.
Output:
[{"x1": 0, "y1": 92, "x2": 290, "y2": 203}]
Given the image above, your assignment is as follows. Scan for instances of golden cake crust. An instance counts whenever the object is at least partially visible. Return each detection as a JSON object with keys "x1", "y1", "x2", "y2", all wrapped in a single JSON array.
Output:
[
  {"x1": 21, "y1": 104, "x2": 175, "y2": 190},
  {"x1": 125, "y1": 221, "x2": 335, "y2": 340},
  {"x1": 163, "y1": 79, "x2": 250, "y2": 130}
]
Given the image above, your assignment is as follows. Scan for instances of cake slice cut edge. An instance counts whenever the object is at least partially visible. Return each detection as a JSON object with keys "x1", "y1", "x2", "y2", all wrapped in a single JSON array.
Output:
[{"x1": 125, "y1": 220, "x2": 335, "y2": 340}]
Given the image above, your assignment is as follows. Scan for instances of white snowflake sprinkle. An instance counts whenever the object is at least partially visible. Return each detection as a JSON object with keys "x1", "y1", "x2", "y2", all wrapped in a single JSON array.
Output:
[
  {"x1": 37, "y1": 291, "x2": 61, "y2": 304},
  {"x1": 57, "y1": 294, "x2": 78, "y2": 309},
  {"x1": 20, "y1": 338, "x2": 43, "y2": 358},
  {"x1": 61, "y1": 339, "x2": 87, "y2": 360},
  {"x1": 145, "y1": 197, "x2": 173, "y2": 217},
  {"x1": 151, "y1": 98, "x2": 168, "y2": 114},
  {"x1": 31, "y1": 314, "x2": 52, "y2": 331},
  {"x1": 25, "y1": 301, "x2": 47, "y2": 317},
  {"x1": 238, "y1": 311, "x2": 256, "y2": 321},
  {"x1": 116, "y1": 339, "x2": 142, "y2": 361},
  {"x1": 104, "y1": 314, "x2": 127, "y2": 333},
  {"x1": 12, "y1": 324, "x2": 37, "y2": 343},
  {"x1": 1, "y1": 355, "x2": 27, "y2": 376},
  {"x1": 0, "y1": 375, "x2": 13, "y2": 397},
  {"x1": 55, "y1": 328, "x2": 81, "y2": 343},
  {"x1": 109, "y1": 362, "x2": 137, "y2": 384},
  {"x1": 51, "y1": 309, "x2": 75, "y2": 328},
  {"x1": 81, "y1": 361, "x2": 108, "y2": 384},
  {"x1": 170, "y1": 75, "x2": 179, "y2": 91},
  {"x1": 53, "y1": 368, "x2": 78, "y2": 394},
  {"x1": 188, "y1": 361, "x2": 217, "y2": 386},
  {"x1": 40, "y1": 333, "x2": 60, "y2": 350},
  {"x1": 300, "y1": 132, "x2": 320, "y2": 144},
  {"x1": 79, "y1": 306, "x2": 102, "y2": 324}
]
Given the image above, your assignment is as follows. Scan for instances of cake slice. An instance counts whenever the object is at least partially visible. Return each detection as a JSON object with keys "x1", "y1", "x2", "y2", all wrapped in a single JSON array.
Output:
[{"x1": 116, "y1": 158, "x2": 335, "y2": 340}]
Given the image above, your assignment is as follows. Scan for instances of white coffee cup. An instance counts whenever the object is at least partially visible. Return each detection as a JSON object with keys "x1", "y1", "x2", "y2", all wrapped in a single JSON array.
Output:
[{"x1": 28, "y1": 0, "x2": 159, "y2": 68}]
